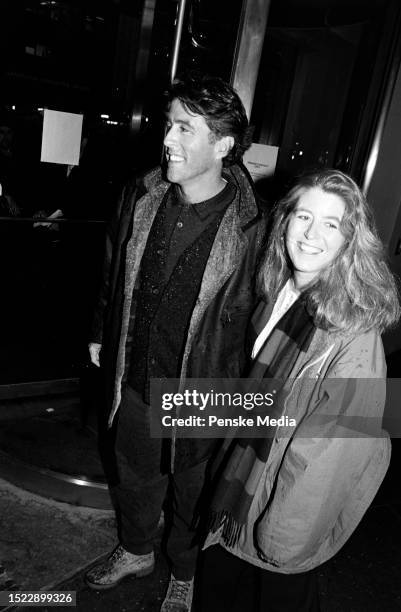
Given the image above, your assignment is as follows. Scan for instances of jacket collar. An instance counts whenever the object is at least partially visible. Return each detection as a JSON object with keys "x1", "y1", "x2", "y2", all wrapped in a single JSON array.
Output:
[
  {"x1": 142, "y1": 162, "x2": 259, "y2": 228},
  {"x1": 223, "y1": 162, "x2": 259, "y2": 226}
]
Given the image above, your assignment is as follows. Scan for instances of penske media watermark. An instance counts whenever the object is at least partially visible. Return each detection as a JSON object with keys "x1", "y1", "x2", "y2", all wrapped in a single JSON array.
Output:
[
  {"x1": 150, "y1": 378, "x2": 297, "y2": 438},
  {"x1": 161, "y1": 413, "x2": 296, "y2": 429},
  {"x1": 150, "y1": 377, "x2": 398, "y2": 439}
]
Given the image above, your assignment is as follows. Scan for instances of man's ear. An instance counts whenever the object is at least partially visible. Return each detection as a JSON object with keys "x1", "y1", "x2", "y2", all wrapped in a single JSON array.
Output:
[{"x1": 215, "y1": 135, "x2": 234, "y2": 160}]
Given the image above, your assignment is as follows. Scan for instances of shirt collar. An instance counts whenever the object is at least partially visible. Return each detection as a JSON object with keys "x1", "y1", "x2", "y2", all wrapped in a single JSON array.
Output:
[{"x1": 168, "y1": 182, "x2": 236, "y2": 220}]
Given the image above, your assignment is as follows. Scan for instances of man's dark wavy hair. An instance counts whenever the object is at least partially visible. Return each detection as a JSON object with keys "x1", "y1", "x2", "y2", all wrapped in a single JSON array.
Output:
[{"x1": 165, "y1": 72, "x2": 252, "y2": 167}]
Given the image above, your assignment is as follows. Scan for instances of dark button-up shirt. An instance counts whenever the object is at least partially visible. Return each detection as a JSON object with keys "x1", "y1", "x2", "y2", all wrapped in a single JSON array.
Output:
[{"x1": 127, "y1": 181, "x2": 236, "y2": 399}]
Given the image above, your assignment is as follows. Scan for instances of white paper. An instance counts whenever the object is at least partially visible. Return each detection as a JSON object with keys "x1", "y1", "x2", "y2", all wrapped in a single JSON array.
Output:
[
  {"x1": 40, "y1": 109, "x2": 83, "y2": 166},
  {"x1": 243, "y1": 143, "x2": 279, "y2": 181}
]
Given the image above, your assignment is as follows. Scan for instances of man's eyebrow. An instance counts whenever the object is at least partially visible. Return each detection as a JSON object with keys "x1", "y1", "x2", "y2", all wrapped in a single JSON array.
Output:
[{"x1": 164, "y1": 116, "x2": 194, "y2": 129}]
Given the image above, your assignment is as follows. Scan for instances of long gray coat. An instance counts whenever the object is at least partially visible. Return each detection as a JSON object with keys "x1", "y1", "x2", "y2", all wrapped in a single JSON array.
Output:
[{"x1": 91, "y1": 163, "x2": 266, "y2": 472}]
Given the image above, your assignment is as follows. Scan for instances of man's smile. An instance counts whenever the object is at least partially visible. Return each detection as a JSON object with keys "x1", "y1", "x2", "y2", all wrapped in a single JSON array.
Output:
[{"x1": 167, "y1": 152, "x2": 185, "y2": 163}]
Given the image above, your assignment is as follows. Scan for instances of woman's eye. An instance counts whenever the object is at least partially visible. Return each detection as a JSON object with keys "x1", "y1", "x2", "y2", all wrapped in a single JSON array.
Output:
[
  {"x1": 325, "y1": 222, "x2": 338, "y2": 229},
  {"x1": 296, "y1": 214, "x2": 310, "y2": 221}
]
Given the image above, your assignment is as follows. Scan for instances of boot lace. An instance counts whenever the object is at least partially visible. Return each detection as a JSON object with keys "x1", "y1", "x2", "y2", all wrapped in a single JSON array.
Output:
[{"x1": 169, "y1": 578, "x2": 192, "y2": 601}]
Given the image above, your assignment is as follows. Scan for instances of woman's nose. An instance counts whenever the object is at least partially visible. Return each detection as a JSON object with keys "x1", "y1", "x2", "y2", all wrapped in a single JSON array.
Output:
[{"x1": 304, "y1": 221, "x2": 318, "y2": 240}]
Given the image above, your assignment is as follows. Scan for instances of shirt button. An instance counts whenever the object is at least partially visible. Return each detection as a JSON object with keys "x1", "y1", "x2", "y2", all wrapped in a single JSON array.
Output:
[
  {"x1": 177, "y1": 221, "x2": 183, "y2": 228},
  {"x1": 156, "y1": 249, "x2": 163, "y2": 256},
  {"x1": 152, "y1": 287, "x2": 159, "y2": 295},
  {"x1": 150, "y1": 358, "x2": 156, "y2": 365}
]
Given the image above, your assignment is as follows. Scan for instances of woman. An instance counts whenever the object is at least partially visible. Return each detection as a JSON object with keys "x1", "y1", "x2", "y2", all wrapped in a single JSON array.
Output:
[{"x1": 198, "y1": 169, "x2": 400, "y2": 611}]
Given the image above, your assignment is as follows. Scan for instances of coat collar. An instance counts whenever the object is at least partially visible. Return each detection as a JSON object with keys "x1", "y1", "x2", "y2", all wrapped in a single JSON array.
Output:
[{"x1": 141, "y1": 162, "x2": 259, "y2": 228}]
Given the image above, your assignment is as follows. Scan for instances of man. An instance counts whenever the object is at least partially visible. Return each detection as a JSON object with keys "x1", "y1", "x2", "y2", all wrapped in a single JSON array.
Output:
[{"x1": 85, "y1": 72, "x2": 265, "y2": 611}]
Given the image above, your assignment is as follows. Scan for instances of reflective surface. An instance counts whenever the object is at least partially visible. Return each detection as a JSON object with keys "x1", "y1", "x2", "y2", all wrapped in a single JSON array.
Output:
[
  {"x1": 0, "y1": 218, "x2": 106, "y2": 383},
  {"x1": 250, "y1": 0, "x2": 401, "y2": 200}
]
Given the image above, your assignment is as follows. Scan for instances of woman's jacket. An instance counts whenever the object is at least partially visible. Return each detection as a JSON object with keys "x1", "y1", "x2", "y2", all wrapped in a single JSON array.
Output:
[{"x1": 204, "y1": 298, "x2": 390, "y2": 573}]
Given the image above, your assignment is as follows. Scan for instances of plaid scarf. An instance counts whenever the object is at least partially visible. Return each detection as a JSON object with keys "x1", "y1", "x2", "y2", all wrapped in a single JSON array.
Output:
[{"x1": 208, "y1": 295, "x2": 316, "y2": 547}]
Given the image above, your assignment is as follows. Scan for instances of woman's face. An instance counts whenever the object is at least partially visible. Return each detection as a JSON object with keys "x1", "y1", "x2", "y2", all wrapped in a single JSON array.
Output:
[{"x1": 285, "y1": 186, "x2": 346, "y2": 289}]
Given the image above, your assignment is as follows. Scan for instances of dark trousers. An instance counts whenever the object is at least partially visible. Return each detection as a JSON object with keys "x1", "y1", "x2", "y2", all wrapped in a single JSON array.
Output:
[
  {"x1": 196, "y1": 545, "x2": 321, "y2": 612},
  {"x1": 114, "y1": 385, "x2": 207, "y2": 581}
]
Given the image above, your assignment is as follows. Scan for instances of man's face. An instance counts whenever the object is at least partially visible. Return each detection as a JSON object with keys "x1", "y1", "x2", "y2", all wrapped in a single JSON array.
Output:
[{"x1": 163, "y1": 99, "x2": 224, "y2": 200}]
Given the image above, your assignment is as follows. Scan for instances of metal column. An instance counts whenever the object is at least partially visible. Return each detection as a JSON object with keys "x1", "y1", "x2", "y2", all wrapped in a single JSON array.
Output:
[
  {"x1": 169, "y1": 0, "x2": 188, "y2": 83},
  {"x1": 362, "y1": 8, "x2": 401, "y2": 195},
  {"x1": 230, "y1": 0, "x2": 272, "y2": 118},
  {"x1": 130, "y1": 0, "x2": 157, "y2": 134}
]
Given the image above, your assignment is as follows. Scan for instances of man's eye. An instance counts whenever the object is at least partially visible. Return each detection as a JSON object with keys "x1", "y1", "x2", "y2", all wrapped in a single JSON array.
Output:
[
  {"x1": 326, "y1": 222, "x2": 338, "y2": 229},
  {"x1": 180, "y1": 126, "x2": 190, "y2": 133}
]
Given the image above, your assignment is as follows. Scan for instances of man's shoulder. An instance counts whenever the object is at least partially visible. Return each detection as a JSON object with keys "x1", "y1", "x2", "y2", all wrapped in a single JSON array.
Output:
[
  {"x1": 123, "y1": 166, "x2": 165, "y2": 192},
  {"x1": 225, "y1": 162, "x2": 267, "y2": 225},
  {"x1": 242, "y1": 207, "x2": 268, "y2": 244},
  {"x1": 118, "y1": 166, "x2": 167, "y2": 210},
  {"x1": 142, "y1": 166, "x2": 168, "y2": 191}
]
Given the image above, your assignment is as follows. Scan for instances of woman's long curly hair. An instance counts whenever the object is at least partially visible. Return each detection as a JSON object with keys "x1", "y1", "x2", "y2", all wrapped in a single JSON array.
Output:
[{"x1": 258, "y1": 169, "x2": 400, "y2": 334}]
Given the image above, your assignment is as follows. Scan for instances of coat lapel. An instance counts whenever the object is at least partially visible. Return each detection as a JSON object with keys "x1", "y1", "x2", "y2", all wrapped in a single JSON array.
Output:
[
  {"x1": 180, "y1": 203, "x2": 248, "y2": 382},
  {"x1": 110, "y1": 179, "x2": 169, "y2": 425}
]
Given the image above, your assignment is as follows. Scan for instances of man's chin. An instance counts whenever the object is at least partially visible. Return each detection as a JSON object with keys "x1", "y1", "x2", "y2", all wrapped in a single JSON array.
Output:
[{"x1": 166, "y1": 167, "x2": 182, "y2": 184}]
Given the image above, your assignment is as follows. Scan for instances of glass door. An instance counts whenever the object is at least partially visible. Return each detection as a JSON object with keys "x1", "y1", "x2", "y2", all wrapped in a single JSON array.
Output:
[{"x1": 249, "y1": 0, "x2": 401, "y2": 201}]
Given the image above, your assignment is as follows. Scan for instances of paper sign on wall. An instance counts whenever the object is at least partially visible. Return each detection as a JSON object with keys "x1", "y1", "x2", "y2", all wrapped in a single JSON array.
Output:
[
  {"x1": 243, "y1": 143, "x2": 279, "y2": 182},
  {"x1": 40, "y1": 109, "x2": 83, "y2": 165}
]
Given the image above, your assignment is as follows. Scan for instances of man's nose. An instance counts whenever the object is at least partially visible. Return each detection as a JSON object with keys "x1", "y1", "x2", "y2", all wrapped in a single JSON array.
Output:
[{"x1": 163, "y1": 125, "x2": 176, "y2": 148}]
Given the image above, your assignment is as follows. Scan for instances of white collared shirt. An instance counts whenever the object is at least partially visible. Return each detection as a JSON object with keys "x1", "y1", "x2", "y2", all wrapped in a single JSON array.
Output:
[{"x1": 252, "y1": 278, "x2": 300, "y2": 359}]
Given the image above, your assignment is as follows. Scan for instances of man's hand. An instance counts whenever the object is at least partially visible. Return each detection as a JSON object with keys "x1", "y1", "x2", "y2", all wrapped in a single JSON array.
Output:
[{"x1": 89, "y1": 342, "x2": 102, "y2": 367}]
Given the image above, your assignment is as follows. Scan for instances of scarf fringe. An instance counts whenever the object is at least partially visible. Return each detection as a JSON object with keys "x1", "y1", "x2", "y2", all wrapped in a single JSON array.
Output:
[{"x1": 208, "y1": 510, "x2": 244, "y2": 549}]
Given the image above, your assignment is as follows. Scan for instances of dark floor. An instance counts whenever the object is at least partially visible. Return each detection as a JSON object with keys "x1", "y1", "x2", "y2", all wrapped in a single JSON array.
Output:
[
  {"x1": 0, "y1": 353, "x2": 400, "y2": 611},
  {"x1": 52, "y1": 489, "x2": 401, "y2": 612},
  {"x1": 1, "y1": 467, "x2": 400, "y2": 612}
]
